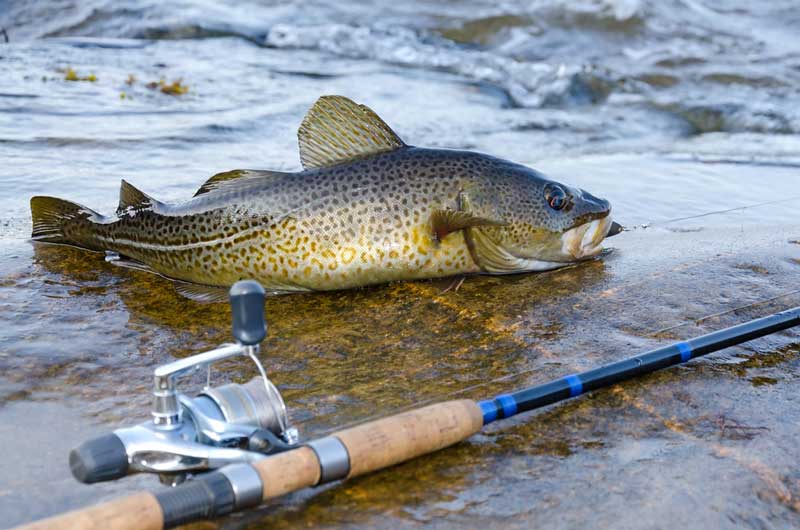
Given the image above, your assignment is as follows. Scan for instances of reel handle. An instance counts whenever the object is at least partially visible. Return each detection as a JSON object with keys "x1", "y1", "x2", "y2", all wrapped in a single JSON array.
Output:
[
  {"x1": 229, "y1": 280, "x2": 266, "y2": 346},
  {"x1": 69, "y1": 433, "x2": 129, "y2": 484}
]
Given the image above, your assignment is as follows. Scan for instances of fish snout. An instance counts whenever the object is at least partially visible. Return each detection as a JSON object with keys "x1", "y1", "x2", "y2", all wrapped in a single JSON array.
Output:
[
  {"x1": 578, "y1": 189, "x2": 612, "y2": 217},
  {"x1": 559, "y1": 189, "x2": 617, "y2": 260},
  {"x1": 563, "y1": 188, "x2": 613, "y2": 232}
]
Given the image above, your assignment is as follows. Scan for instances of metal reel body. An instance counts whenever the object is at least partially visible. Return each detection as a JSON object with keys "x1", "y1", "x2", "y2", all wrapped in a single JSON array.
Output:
[{"x1": 70, "y1": 280, "x2": 298, "y2": 485}]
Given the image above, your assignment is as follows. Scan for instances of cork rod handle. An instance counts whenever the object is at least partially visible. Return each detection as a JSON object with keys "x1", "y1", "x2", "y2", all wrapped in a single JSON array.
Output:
[
  {"x1": 254, "y1": 398, "x2": 484, "y2": 501},
  {"x1": 12, "y1": 492, "x2": 164, "y2": 530},
  {"x1": 337, "y1": 398, "x2": 483, "y2": 478},
  {"x1": 12, "y1": 399, "x2": 484, "y2": 530}
]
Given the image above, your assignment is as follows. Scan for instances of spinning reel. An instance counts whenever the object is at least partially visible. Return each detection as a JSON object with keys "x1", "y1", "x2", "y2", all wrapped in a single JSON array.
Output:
[{"x1": 70, "y1": 280, "x2": 299, "y2": 486}]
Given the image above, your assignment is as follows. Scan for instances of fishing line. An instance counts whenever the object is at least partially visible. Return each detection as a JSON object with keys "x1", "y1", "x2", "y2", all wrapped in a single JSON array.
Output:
[
  {"x1": 683, "y1": 157, "x2": 800, "y2": 169},
  {"x1": 651, "y1": 288, "x2": 800, "y2": 336},
  {"x1": 308, "y1": 287, "x2": 800, "y2": 436},
  {"x1": 622, "y1": 194, "x2": 800, "y2": 231}
]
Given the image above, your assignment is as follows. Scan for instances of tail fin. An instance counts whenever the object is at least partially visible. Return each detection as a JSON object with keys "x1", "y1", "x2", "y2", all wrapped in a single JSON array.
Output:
[{"x1": 30, "y1": 196, "x2": 104, "y2": 249}]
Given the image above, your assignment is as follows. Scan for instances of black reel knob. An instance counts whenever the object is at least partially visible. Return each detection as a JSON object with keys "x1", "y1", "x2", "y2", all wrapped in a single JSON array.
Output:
[
  {"x1": 229, "y1": 280, "x2": 267, "y2": 346},
  {"x1": 69, "y1": 433, "x2": 129, "y2": 484}
]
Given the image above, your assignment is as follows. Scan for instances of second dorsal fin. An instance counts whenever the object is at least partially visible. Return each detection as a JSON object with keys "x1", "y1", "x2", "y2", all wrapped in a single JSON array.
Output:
[
  {"x1": 193, "y1": 169, "x2": 288, "y2": 197},
  {"x1": 117, "y1": 180, "x2": 162, "y2": 216},
  {"x1": 298, "y1": 95, "x2": 406, "y2": 169}
]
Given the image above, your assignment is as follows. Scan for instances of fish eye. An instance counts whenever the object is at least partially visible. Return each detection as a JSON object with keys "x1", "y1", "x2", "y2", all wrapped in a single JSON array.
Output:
[{"x1": 545, "y1": 185, "x2": 567, "y2": 211}]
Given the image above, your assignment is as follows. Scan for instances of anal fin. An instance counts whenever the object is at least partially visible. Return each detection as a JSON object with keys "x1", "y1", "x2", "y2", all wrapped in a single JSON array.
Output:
[
  {"x1": 105, "y1": 252, "x2": 157, "y2": 273},
  {"x1": 173, "y1": 281, "x2": 307, "y2": 303},
  {"x1": 106, "y1": 251, "x2": 304, "y2": 302},
  {"x1": 106, "y1": 253, "x2": 231, "y2": 303},
  {"x1": 173, "y1": 281, "x2": 231, "y2": 303}
]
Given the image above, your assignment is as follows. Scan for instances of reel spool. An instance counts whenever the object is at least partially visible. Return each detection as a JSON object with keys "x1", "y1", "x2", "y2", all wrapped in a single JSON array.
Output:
[{"x1": 69, "y1": 280, "x2": 298, "y2": 486}]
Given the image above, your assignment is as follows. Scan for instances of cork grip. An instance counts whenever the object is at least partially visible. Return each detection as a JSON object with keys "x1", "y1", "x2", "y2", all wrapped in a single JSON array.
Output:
[
  {"x1": 13, "y1": 492, "x2": 163, "y2": 530},
  {"x1": 254, "y1": 399, "x2": 482, "y2": 499},
  {"x1": 254, "y1": 445, "x2": 321, "y2": 500},
  {"x1": 12, "y1": 400, "x2": 482, "y2": 530},
  {"x1": 336, "y1": 399, "x2": 483, "y2": 478}
]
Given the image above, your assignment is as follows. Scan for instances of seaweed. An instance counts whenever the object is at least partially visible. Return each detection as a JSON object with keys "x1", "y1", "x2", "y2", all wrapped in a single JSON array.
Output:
[
  {"x1": 146, "y1": 78, "x2": 189, "y2": 96},
  {"x1": 62, "y1": 67, "x2": 97, "y2": 82}
]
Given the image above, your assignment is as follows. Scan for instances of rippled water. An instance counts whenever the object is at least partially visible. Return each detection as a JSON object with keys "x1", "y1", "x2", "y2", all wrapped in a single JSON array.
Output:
[{"x1": 1, "y1": 1, "x2": 799, "y2": 529}]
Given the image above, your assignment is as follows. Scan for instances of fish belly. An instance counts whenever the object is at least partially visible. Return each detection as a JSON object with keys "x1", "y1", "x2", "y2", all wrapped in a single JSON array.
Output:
[
  {"x1": 241, "y1": 217, "x2": 478, "y2": 291},
  {"x1": 284, "y1": 223, "x2": 478, "y2": 291},
  {"x1": 97, "y1": 211, "x2": 478, "y2": 291}
]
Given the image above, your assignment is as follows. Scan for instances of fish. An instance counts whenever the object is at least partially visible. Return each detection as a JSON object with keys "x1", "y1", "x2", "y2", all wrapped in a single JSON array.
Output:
[{"x1": 30, "y1": 95, "x2": 620, "y2": 302}]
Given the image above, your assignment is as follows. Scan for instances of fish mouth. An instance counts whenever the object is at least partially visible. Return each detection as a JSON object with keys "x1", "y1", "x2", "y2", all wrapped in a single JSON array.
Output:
[{"x1": 560, "y1": 215, "x2": 614, "y2": 260}]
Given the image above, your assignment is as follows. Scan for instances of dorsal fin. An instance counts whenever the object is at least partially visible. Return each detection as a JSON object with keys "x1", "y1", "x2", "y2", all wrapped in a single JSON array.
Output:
[
  {"x1": 298, "y1": 95, "x2": 406, "y2": 169},
  {"x1": 193, "y1": 169, "x2": 288, "y2": 197},
  {"x1": 117, "y1": 180, "x2": 161, "y2": 216},
  {"x1": 194, "y1": 170, "x2": 250, "y2": 196}
]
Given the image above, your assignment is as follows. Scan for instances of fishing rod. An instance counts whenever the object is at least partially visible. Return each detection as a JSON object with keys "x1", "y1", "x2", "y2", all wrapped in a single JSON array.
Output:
[{"x1": 15, "y1": 281, "x2": 800, "y2": 530}]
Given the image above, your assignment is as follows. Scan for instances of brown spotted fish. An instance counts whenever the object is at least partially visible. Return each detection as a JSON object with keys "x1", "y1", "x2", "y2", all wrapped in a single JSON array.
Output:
[{"x1": 30, "y1": 95, "x2": 619, "y2": 302}]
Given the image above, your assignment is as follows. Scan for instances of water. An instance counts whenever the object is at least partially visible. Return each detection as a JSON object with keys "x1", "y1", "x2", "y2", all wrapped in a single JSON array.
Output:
[{"x1": 1, "y1": 1, "x2": 799, "y2": 528}]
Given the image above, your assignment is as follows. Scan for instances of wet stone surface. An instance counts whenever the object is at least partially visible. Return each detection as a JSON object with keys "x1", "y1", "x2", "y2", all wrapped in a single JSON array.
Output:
[{"x1": 2, "y1": 218, "x2": 799, "y2": 529}]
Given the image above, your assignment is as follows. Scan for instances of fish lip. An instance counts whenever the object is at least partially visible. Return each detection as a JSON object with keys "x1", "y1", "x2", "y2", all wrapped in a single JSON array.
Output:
[
  {"x1": 561, "y1": 214, "x2": 613, "y2": 260},
  {"x1": 565, "y1": 210, "x2": 610, "y2": 231}
]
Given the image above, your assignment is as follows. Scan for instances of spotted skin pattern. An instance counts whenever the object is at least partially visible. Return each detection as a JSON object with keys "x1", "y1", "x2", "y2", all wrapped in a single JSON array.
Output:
[{"x1": 39, "y1": 146, "x2": 612, "y2": 293}]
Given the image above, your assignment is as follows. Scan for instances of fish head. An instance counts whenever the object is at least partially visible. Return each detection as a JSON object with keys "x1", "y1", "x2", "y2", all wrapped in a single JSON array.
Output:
[
  {"x1": 538, "y1": 181, "x2": 614, "y2": 260},
  {"x1": 464, "y1": 167, "x2": 617, "y2": 271}
]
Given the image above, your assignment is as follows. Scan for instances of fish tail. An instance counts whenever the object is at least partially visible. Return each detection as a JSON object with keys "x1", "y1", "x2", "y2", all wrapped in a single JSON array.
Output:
[{"x1": 30, "y1": 196, "x2": 106, "y2": 251}]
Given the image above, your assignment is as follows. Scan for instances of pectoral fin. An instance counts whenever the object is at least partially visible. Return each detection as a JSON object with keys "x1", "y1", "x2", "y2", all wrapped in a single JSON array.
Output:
[{"x1": 430, "y1": 209, "x2": 506, "y2": 242}]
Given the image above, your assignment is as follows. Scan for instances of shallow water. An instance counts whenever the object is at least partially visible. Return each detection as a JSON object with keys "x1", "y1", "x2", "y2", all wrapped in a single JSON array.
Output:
[{"x1": 1, "y1": 1, "x2": 800, "y2": 529}]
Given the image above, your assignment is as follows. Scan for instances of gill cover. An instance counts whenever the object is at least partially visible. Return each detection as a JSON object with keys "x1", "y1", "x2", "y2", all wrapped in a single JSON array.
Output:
[{"x1": 430, "y1": 191, "x2": 564, "y2": 274}]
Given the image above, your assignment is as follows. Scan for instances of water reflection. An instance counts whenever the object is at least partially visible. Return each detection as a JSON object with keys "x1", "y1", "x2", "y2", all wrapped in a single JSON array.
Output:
[{"x1": 29, "y1": 239, "x2": 610, "y2": 432}]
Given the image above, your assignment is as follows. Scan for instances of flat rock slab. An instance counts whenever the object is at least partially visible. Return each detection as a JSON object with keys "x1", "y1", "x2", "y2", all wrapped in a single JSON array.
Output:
[{"x1": 1, "y1": 212, "x2": 799, "y2": 529}]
